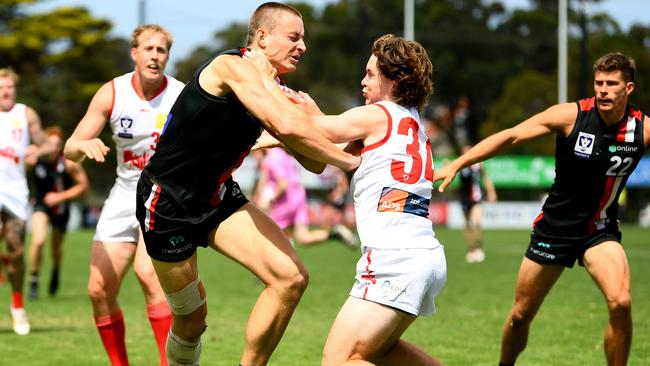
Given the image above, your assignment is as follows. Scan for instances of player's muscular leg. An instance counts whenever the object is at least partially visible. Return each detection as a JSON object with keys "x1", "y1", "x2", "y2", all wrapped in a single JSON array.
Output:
[
  {"x1": 323, "y1": 297, "x2": 441, "y2": 366},
  {"x1": 133, "y1": 233, "x2": 166, "y2": 305},
  {"x1": 88, "y1": 241, "x2": 137, "y2": 316},
  {"x1": 209, "y1": 202, "x2": 308, "y2": 366},
  {"x1": 28, "y1": 212, "x2": 48, "y2": 272},
  {"x1": 3, "y1": 215, "x2": 26, "y2": 291},
  {"x1": 500, "y1": 258, "x2": 563, "y2": 364},
  {"x1": 151, "y1": 254, "x2": 207, "y2": 340},
  {"x1": 583, "y1": 241, "x2": 631, "y2": 366}
]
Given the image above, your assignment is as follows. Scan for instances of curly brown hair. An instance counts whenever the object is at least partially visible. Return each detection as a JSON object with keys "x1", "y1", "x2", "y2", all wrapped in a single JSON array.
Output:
[
  {"x1": 593, "y1": 52, "x2": 635, "y2": 83},
  {"x1": 372, "y1": 34, "x2": 433, "y2": 110}
]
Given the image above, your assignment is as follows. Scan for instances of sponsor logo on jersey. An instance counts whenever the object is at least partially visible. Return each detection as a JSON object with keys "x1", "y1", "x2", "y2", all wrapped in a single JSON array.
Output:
[
  {"x1": 0, "y1": 147, "x2": 20, "y2": 164},
  {"x1": 609, "y1": 144, "x2": 638, "y2": 153},
  {"x1": 529, "y1": 247, "x2": 555, "y2": 260},
  {"x1": 574, "y1": 132, "x2": 594, "y2": 158},
  {"x1": 169, "y1": 235, "x2": 185, "y2": 247},
  {"x1": 377, "y1": 187, "x2": 430, "y2": 218},
  {"x1": 380, "y1": 280, "x2": 408, "y2": 300},
  {"x1": 123, "y1": 150, "x2": 150, "y2": 170},
  {"x1": 118, "y1": 117, "x2": 134, "y2": 138}
]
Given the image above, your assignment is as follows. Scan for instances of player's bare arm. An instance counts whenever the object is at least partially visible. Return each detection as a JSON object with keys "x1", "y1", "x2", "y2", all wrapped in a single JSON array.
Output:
[
  {"x1": 435, "y1": 102, "x2": 577, "y2": 192},
  {"x1": 43, "y1": 160, "x2": 88, "y2": 207},
  {"x1": 64, "y1": 82, "x2": 113, "y2": 163},
  {"x1": 204, "y1": 54, "x2": 360, "y2": 172},
  {"x1": 312, "y1": 104, "x2": 387, "y2": 146},
  {"x1": 25, "y1": 107, "x2": 56, "y2": 162}
]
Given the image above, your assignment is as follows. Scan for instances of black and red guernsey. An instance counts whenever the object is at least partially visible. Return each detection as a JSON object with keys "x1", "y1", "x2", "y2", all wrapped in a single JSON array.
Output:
[
  {"x1": 142, "y1": 48, "x2": 262, "y2": 214},
  {"x1": 535, "y1": 97, "x2": 645, "y2": 236}
]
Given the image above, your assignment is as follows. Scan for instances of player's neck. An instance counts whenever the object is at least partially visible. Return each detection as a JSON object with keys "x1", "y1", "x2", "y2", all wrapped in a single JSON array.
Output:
[
  {"x1": 131, "y1": 73, "x2": 166, "y2": 101},
  {"x1": 599, "y1": 105, "x2": 627, "y2": 127}
]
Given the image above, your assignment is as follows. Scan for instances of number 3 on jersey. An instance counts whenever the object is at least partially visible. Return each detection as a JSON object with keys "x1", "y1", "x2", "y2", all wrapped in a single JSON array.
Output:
[{"x1": 390, "y1": 117, "x2": 434, "y2": 184}]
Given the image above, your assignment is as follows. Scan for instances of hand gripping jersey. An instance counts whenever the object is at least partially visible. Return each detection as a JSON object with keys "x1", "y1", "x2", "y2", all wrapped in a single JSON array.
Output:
[
  {"x1": 0, "y1": 103, "x2": 30, "y2": 220},
  {"x1": 352, "y1": 101, "x2": 440, "y2": 249},
  {"x1": 537, "y1": 97, "x2": 645, "y2": 235},
  {"x1": 109, "y1": 72, "x2": 185, "y2": 190},
  {"x1": 142, "y1": 48, "x2": 263, "y2": 215}
]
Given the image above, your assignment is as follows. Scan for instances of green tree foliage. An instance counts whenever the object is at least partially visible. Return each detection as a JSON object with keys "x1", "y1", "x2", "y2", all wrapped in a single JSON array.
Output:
[{"x1": 1, "y1": 0, "x2": 132, "y2": 196}]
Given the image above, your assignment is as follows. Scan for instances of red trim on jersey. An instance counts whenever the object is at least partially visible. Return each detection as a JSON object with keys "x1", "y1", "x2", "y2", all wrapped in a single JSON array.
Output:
[
  {"x1": 629, "y1": 107, "x2": 642, "y2": 121},
  {"x1": 108, "y1": 80, "x2": 115, "y2": 118},
  {"x1": 239, "y1": 47, "x2": 248, "y2": 56},
  {"x1": 363, "y1": 287, "x2": 369, "y2": 300},
  {"x1": 360, "y1": 249, "x2": 376, "y2": 284},
  {"x1": 361, "y1": 104, "x2": 392, "y2": 154},
  {"x1": 615, "y1": 119, "x2": 627, "y2": 142},
  {"x1": 532, "y1": 212, "x2": 544, "y2": 227},
  {"x1": 209, "y1": 148, "x2": 250, "y2": 207},
  {"x1": 130, "y1": 73, "x2": 168, "y2": 101},
  {"x1": 590, "y1": 176, "x2": 616, "y2": 233},
  {"x1": 579, "y1": 97, "x2": 596, "y2": 111},
  {"x1": 148, "y1": 185, "x2": 162, "y2": 231}
]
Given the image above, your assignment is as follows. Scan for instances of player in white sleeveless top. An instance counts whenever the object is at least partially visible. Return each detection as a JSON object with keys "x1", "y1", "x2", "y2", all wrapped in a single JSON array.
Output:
[
  {"x1": 0, "y1": 67, "x2": 52, "y2": 336},
  {"x1": 64, "y1": 25, "x2": 184, "y2": 366},
  {"x1": 308, "y1": 35, "x2": 445, "y2": 365}
]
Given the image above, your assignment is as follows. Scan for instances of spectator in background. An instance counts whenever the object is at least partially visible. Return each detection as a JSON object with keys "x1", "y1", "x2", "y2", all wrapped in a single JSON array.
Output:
[
  {"x1": 0, "y1": 67, "x2": 52, "y2": 335},
  {"x1": 27, "y1": 126, "x2": 88, "y2": 299},
  {"x1": 457, "y1": 144, "x2": 497, "y2": 263},
  {"x1": 256, "y1": 147, "x2": 357, "y2": 248}
]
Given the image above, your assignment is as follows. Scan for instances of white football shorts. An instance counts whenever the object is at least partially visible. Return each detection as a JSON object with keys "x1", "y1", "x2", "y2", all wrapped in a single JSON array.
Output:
[
  {"x1": 350, "y1": 246, "x2": 447, "y2": 316},
  {"x1": 93, "y1": 181, "x2": 139, "y2": 243}
]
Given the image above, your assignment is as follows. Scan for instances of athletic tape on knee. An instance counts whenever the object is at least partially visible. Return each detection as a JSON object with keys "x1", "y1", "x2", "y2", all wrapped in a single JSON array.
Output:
[
  {"x1": 167, "y1": 330, "x2": 202, "y2": 366},
  {"x1": 165, "y1": 276, "x2": 206, "y2": 316}
]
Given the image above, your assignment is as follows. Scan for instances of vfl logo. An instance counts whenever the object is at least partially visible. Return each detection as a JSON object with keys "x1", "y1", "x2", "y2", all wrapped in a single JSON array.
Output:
[
  {"x1": 168, "y1": 235, "x2": 185, "y2": 247},
  {"x1": 574, "y1": 132, "x2": 594, "y2": 158},
  {"x1": 118, "y1": 117, "x2": 134, "y2": 138}
]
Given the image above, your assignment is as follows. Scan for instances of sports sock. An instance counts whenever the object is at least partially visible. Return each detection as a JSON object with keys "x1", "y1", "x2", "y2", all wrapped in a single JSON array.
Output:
[
  {"x1": 95, "y1": 311, "x2": 129, "y2": 366},
  {"x1": 147, "y1": 301, "x2": 172, "y2": 366},
  {"x1": 11, "y1": 292, "x2": 23, "y2": 309}
]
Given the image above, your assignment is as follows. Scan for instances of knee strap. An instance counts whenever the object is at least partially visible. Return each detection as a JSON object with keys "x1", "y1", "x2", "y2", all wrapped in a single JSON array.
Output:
[{"x1": 165, "y1": 276, "x2": 206, "y2": 316}]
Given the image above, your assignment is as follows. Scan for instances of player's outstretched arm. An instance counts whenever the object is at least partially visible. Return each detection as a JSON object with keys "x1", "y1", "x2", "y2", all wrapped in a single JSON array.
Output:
[
  {"x1": 218, "y1": 52, "x2": 359, "y2": 171},
  {"x1": 435, "y1": 102, "x2": 576, "y2": 192},
  {"x1": 64, "y1": 83, "x2": 113, "y2": 163}
]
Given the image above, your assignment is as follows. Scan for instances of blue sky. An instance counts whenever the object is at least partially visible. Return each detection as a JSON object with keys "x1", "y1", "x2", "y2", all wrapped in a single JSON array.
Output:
[{"x1": 29, "y1": 0, "x2": 650, "y2": 73}]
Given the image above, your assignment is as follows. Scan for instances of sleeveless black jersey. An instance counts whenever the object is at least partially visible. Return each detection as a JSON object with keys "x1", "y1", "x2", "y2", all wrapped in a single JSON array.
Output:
[
  {"x1": 538, "y1": 97, "x2": 645, "y2": 235},
  {"x1": 458, "y1": 163, "x2": 482, "y2": 205},
  {"x1": 142, "y1": 48, "x2": 262, "y2": 214},
  {"x1": 32, "y1": 155, "x2": 73, "y2": 212}
]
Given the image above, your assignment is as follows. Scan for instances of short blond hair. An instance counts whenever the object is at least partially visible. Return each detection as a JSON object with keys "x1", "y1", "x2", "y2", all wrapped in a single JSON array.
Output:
[
  {"x1": 0, "y1": 68, "x2": 19, "y2": 84},
  {"x1": 131, "y1": 24, "x2": 173, "y2": 50},
  {"x1": 246, "y1": 2, "x2": 302, "y2": 46}
]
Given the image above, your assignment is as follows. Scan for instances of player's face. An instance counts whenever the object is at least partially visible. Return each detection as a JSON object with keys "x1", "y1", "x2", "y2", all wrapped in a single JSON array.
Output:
[
  {"x1": 361, "y1": 55, "x2": 395, "y2": 105},
  {"x1": 594, "y1": 70, "x2": 634, "y2": 113},
  {"x1": 131, "y1": 30, "x2": 170, "y2": 82},
  {"x1": 0, "y1": 76, "x2": 17, "y2": 111},
  {"x1": 264, "y1": 12, "x2": 306, "y2": 74},
  {"x1": 46, "y1": 134, "x2": 63, "y2": 160}
]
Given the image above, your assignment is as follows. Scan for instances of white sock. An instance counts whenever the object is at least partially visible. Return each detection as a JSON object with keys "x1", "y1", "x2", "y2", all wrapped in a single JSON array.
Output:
[{"x1": 166, "y1": 330, "x2": 202, "y2": 366}]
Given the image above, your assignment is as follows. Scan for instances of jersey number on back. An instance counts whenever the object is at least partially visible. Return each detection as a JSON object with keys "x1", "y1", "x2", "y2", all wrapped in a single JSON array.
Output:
[{"x1": 390, "y1": 117, "x2": 434, "y2": 184}]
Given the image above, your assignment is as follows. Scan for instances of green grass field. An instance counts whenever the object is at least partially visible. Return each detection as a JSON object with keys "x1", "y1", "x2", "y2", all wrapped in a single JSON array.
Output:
[{"x1": 0, "y1": 226, "x2": 648, "y2": 365}]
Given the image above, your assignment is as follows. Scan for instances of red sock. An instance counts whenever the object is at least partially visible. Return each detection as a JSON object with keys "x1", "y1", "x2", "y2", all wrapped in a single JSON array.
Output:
[
  {"x1": 147, "y1": 301, "x2": 172, "y2": 366},
  {"x1": 11, "y1": 292, "x2": 23, "y2": 309},
  {"x1": 95, "y1": 311, "x2": 129, "y2": 366}
]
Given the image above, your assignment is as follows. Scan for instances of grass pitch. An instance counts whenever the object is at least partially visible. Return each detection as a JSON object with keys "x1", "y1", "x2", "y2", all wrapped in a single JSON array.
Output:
[{"x1": 0, "y1": 226, "x2": 648, "y2": 365}]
